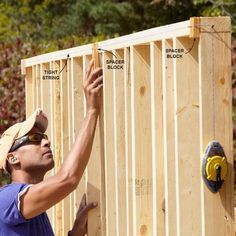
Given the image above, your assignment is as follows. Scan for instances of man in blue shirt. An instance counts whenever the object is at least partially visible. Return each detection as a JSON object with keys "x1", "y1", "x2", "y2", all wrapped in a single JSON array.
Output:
[{"x1": 0, "y1": 59, "x2": 103, "y2": 236}]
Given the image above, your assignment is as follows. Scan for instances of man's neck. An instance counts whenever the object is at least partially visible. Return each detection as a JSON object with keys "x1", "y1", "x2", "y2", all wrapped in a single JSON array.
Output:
[{"x1": 11, "y1": 170, "x2": 45, "y2": 184}]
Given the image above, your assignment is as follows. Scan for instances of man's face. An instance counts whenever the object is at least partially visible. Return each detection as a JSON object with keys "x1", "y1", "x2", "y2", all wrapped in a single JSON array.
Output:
[{"x1": 12, "y1": 126, "x2": 54, "y2": 173}]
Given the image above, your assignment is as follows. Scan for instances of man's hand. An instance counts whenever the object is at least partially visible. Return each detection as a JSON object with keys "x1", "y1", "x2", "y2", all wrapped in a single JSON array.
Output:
[
  {"x1": 83, "y1": 59, "x2": 103, "y2": 116},
  {"x1": 69, "y1": 194, "x2": 98, "y2": 236}
]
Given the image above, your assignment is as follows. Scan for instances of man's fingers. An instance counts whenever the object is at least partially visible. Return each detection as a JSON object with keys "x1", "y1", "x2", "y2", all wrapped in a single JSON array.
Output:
[
  {"x1": 87, "y1": 75, "x2": 103, "y2": 90},
  {"x1": 80, "y1": 202, "x2": 98, "y2": 216},
  {"x1": 87, "y1": 67, "x2": 103, "y2": 84},
  {"x1": 91, "y1": 84, "x2": 103, "y2": 94},
  {"x1": 78, "y1": 194, "x2": 87, "y2": 212},
  {"x1": 84, "y1": 59, "x2": 94, "y2": 82},
  {"x1": 83, "y1": 202, "x2": 98, "y2": 213}
]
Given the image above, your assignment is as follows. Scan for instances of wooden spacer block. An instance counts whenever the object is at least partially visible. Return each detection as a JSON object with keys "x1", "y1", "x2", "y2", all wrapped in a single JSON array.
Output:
[
  {"x1": 93, "y1": 43, "x2": 99, "y2": 68},
  {"x1": 190, "y1": 17, "x2": 201, "y2": 38}
]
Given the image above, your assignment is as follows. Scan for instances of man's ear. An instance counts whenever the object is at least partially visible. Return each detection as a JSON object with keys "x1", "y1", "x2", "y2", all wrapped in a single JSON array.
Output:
[{"x1": 7, "y1": 153, "x2": 20, "y2": 165}]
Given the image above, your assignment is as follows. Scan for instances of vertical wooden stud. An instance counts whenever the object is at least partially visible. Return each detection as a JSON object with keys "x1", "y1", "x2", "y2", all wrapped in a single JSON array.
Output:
[
  {"x1": 85, "y1": 53, "x2": 104, "y2": 236},
  {"x1": 93, "y1": 43, "x2": 99, "y2": 68},
  {"x1": 114, "y1": 49, "x2": 128, "y2": 236},
  {"x1": 48, "y1": 61, "x2": 56, "y2": 230},
  {"x1": 174, "y1": 36, "x2": 201, "y2": 236},
  {"x1": 150, "y1": 41, "x2": 165, "y2": 236},
  {"x1": 66, "y1": 58, "x2": 74, "y2": 230},
  {"x1": 35, "y1": 64, "x2": 41, "y2": 108},
  {"x1": 162, "y1": 39, "x2": 177, "y2": 236},
  {"x1": 59, "y1": 59, "x2": 71, "y2": 235},
  {"x1": 25, "y1": 67, "x2": 33, "y2": 117},
  {"x1": 41, "y1": 63, "x2": 54, "y2": 226},
  {"x1": 131, "y1": 45, "x2": 153, "y2": 236},
  {"x1": 52, "y1": 61, "x2": 62, "y2": 236},
  {"x1": 103, "y1": 51, "x2": 118, "y2": 236},
  {"x1": 71, "y1": 57, "x2": 88, "y2": 232},
  {"x1": 32, "y1": 65, "x2": 36, "y2": 111},
  {"x1": 199, "y1": 17, "x2": 233, "y2": 236},
  {"x1": 124, "y1": 47, "x2": 133, "y2": 236}
]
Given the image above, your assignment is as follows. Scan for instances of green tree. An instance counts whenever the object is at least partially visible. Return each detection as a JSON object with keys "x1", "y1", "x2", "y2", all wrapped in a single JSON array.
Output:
[{"x1": 0, "y1": 0, "x2": 235, "y2": 186}]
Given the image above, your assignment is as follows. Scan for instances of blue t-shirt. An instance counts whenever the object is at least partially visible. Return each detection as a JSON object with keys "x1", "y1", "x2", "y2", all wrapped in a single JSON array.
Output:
[{"x1": 0, "y1": 183, "x2": 54, "y2": 236}]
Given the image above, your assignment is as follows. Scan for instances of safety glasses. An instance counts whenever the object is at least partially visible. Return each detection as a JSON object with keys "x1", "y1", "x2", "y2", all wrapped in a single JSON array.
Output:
[{"x1": 9, "y1": 133, "x2": 48, "y2": 152}]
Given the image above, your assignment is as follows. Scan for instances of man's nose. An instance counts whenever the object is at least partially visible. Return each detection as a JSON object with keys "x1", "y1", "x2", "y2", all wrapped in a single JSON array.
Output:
[{"x1": 41, "y1": 138, "x2": 51, "y2": 148}]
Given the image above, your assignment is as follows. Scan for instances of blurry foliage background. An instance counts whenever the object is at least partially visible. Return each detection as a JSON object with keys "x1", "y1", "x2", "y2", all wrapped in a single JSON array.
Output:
[{"x1": 0, "y1": 0, "x2": 236, "y2": 189}]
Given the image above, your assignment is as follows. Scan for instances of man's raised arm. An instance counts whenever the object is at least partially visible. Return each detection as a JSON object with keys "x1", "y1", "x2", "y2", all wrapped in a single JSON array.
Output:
[{"x1": 20, "y1": 59, "x2": 103, "y2": 219}]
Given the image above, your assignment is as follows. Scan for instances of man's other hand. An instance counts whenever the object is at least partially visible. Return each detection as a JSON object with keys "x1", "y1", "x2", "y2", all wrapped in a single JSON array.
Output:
[{"x1": 70, "y1": 194, "x2": 98, "y2": 236}]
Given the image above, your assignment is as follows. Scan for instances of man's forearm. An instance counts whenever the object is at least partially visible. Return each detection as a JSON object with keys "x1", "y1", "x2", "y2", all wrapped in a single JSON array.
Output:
[{"x1": 60, "y1": 110, "x2": 99, "y2": 185}]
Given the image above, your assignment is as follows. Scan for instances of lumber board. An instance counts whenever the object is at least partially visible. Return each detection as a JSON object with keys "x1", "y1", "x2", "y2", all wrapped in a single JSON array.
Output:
[
  {"x1": 190, "y1": 17, "x2": 201, "y2": 38},
  {"x1": 59, "y1": 59, "x2": 71, "y2": 235},
  {"x1": 32, "y1": 65, "x2": 36, "y2": 110},
  {"x1": 71, "y1": 56, "x2": 86, "y2": 221},
  {"x1": 21, "y1": 44, "x2": 92, "y2": 68},
  {"x1": 103, "y1": 51, "x2": 118, "y2": 236},
  {"x1": 162, "y1": 39, "x2": 177, "y2": 236},
  {"x1": 22, "y1": 21, "x2": 190, "y2": 67},
  {"x1": 98, "y1": 52, "x2": 107, "y2": 236},
  {"x1": 25, "y1": 67, "x2": 33, "y2": 117},
  {"x1": 150, "y1": 41, "x2": 165, "y2": 236},
  {"x1": 124, "y1": 47, "x2": 133, "y2": 236},
  {"x1": 52, "y1": 61, "x2": 62, "y2": 236},
  {"x1": 49, "y1": 61, "x2": 56, "y2": 230},
  {"x1": 98, "y1": 66, "x2": 107, "y2": 235},
  {"x1": 40, "y1": 63, "x2": 54, "y2": 225},
  {"x1": 21, "y1": 60, "x2": 26, "y2": 75},
  {"x1": 199, "y1": 17, "x2": 233, "y2": 236},
  {"x1": 85, "y1": 54, "x2": 104, "y2": 236},
  {"x1": 98, "y1": 54, "x2": 106, "y2": 236},
  {"x1": 131, "y1": 45, "x2": 153, "y2": 236},
  {"x1": 235, "y1": 208, "x2": 236, "y2": 233},
  {"x1": 174, "y1": 37, "x2": 201, "y2": 236},
  {"x1": 39, "y1": 64, "x2": 43, "y2": 108},
  {"x1": 93, "y1": 43, "x2": 99, "y2": 68},
  {"x1": 65, "y1": 58, "x2": 75, "y2": 230},
  {"x1": 35, "y1": 64, "x2": 41, "y2": 108},
  {"x1": 113, "y1": 49, "x2": 128, "y2": 236}
]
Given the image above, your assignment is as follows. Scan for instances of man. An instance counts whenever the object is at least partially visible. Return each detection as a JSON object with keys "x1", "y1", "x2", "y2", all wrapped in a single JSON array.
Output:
[{"x1": 0, "y1": 59, "x2": 103, "y2": 236}]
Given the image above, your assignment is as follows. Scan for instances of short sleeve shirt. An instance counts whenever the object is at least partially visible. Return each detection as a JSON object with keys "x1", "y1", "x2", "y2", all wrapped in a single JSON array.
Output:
[{"x1": 0, "y1": 183, "x2": 54, "y2": 236}]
